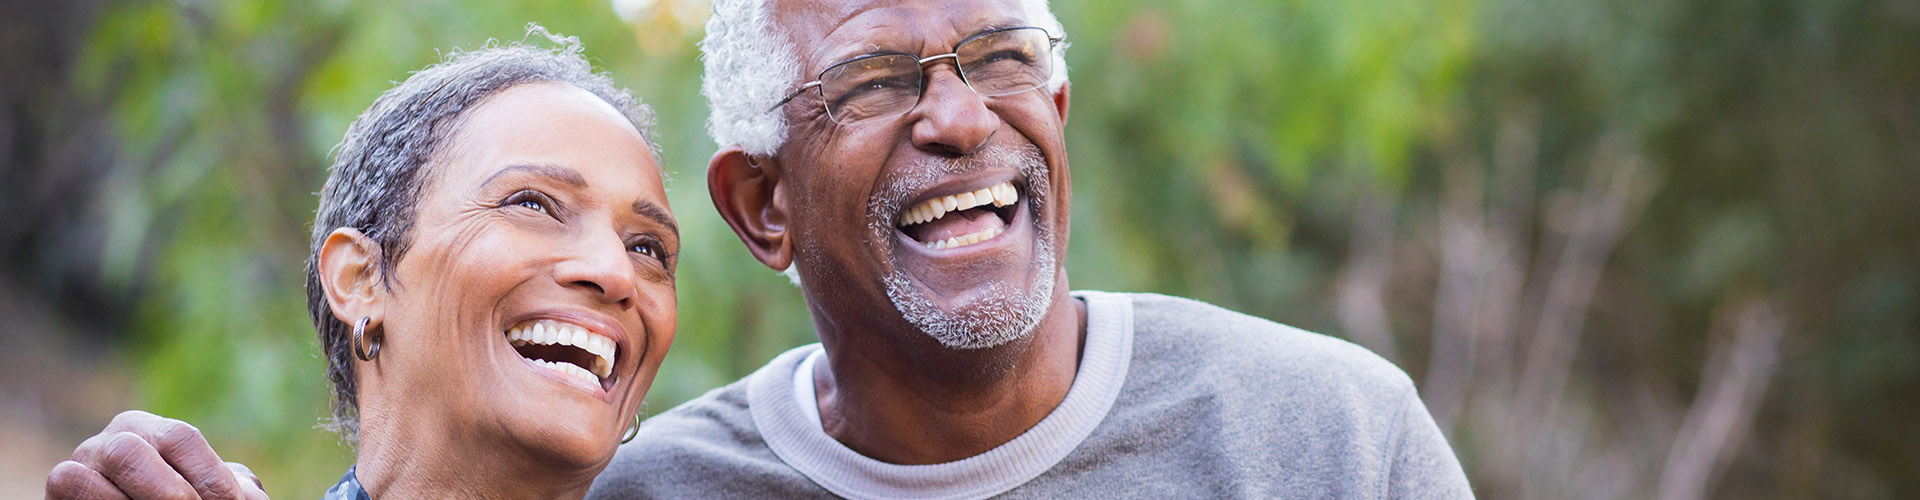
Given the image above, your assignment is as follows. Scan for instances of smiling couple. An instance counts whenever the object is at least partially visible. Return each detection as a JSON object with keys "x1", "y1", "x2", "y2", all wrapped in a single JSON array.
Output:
[{"x1": 44, "y1": 0, "x2": 1472, "y2": 499}]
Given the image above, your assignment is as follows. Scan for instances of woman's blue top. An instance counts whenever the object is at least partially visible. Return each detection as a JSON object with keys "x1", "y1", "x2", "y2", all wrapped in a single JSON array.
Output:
[{"x1": 321, "y1": 466, "x2": 370, "y2": 500}]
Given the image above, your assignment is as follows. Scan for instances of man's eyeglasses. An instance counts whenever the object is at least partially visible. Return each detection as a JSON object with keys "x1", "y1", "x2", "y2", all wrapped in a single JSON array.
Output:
[{"x1": 770, "y1": 26, "x2": 1062, "y2": 125}]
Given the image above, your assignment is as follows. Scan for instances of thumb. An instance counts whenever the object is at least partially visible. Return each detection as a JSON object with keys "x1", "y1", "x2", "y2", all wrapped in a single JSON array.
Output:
[{"x1": 226, "y1": 462, "x2": 269, "y2": 500}]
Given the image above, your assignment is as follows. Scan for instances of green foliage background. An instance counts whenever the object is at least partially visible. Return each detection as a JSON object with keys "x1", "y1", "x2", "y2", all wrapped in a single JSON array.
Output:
[{"x1": 1, "y1": 0, "x2": 1913, "y2": 497}]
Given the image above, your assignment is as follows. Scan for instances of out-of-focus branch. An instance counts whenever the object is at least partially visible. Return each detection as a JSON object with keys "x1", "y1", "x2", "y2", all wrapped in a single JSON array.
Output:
[
  {"x1": 1424, "y1": 162, "x2": 1489, "y2": 432},
  {"x1": 1424, "y1": 113, "x2": 1539, "y2": 435},
  {"x1": 1336, "y1": 188, "x2": 1399, "y2": 361},
  {"x1": 1511, "y1": 137, "x2": 1658, "y2": 498},
  {"x1": 1658, "y1": 298, "x2": 1785, "y2": 500},
  {"x1": 1515, "y1": 138, "x2": 1657, "y2": 436}
]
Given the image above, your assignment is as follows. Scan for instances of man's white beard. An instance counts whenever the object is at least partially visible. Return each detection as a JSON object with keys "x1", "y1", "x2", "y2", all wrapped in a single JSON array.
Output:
[
  {"x1": 874, "y1": 143, "x2": 1057, "y2": 350},
  {"x1": 883, "y1": 240, "x2": 1056, "y2": 350}
]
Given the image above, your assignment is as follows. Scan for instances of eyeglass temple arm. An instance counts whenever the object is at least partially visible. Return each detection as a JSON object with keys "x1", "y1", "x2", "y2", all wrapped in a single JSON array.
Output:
[{"x1": 769, "y1": 81, "x2": 823, "y2": 112}]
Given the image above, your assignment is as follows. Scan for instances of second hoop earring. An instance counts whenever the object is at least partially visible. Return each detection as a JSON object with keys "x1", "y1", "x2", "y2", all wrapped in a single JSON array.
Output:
[{"x1": 621, "y1": 411, "x2": 642, "y2": 444}]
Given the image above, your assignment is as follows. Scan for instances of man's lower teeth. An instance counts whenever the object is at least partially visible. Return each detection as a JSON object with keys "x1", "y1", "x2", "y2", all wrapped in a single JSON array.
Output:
[{"x1": 928, "y1": 226, "x2": 1003, "y2": 250}]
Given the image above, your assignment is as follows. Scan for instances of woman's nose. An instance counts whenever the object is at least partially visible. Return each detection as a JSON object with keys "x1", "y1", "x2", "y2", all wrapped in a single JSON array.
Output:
[{"x1": 552, "y1": 229, "x2": 638, "y2": 309}]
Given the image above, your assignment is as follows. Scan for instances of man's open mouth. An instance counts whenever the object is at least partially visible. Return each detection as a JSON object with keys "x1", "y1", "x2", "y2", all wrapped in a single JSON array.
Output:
[
  {"x1": 505, "y1": 320, "x2": 616, "y2": 390},
  {"x1": 896, "y1": 181, "x2": 1020, "y2": 250}
]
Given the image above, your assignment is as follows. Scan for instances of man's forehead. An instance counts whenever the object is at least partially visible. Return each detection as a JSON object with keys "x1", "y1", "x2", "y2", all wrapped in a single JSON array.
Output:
[{"x1": 772, "y1": 0, "x2": 1031, "y2": 59}]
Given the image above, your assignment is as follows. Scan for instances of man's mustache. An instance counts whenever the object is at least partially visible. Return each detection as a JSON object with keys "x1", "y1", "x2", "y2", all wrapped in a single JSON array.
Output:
[{"x1": 866, "y1": 143, "x2": 1047, "y2": 230}]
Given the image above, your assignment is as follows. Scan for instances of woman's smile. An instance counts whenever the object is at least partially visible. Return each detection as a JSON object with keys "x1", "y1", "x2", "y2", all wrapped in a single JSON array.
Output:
[
  {"x1": 374, "y1": 80, "x2": 680, "y2": 460},
  {"x1": 502, "y1": 313, "x2": 636, "y2": 402},
  {"x1": 302, "y1": 55, "x2": 678, "y2": 495}
]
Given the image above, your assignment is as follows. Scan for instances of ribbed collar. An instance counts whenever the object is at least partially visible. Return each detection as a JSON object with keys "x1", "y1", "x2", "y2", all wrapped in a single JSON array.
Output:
[{"x1": 749, "y1": 291, "x2": 1135, "y2": 500}]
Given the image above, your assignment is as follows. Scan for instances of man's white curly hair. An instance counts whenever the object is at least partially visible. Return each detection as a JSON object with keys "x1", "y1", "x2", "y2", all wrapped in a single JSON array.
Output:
[
  {"x1": 699, "y1": 0, "x2": 1070, "y2": 283},
  {"x1": 700, "y1": 0, "x2": 1069, "y2": 158}
]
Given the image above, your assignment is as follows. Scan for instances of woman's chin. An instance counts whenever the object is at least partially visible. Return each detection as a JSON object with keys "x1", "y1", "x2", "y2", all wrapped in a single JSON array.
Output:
[
  {"x1": 502, "y1": 412, "x2": 620, "y2": 473},
  {"x1": 491, "y1": 387, "x2": 625, "y2": 473},
  {"x1": 473, "y1": 344, "x2": 649, "y2": 475}
]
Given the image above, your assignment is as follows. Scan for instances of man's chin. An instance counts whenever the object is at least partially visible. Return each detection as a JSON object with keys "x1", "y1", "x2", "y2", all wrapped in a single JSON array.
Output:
[{"x1": 882, "y1": 256, "x2": 1056, "y2": 350}]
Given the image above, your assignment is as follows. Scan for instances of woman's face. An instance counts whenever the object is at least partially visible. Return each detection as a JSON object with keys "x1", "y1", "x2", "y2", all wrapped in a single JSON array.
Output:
[{"x1": 361, "y1": 82, "x2": 676, "y2": 472}]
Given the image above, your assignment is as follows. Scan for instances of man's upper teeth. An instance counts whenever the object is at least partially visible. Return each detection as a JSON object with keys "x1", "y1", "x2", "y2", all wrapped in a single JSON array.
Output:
[
  {"x1": 506, "y1": 320, "x2": 616, "y2": 379},
  {"x1": 901, "y1": 181, "x2": 1018, "y2": 227}
]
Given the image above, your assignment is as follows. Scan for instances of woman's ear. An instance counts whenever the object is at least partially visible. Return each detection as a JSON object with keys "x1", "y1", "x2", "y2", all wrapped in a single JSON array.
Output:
[
  {"x1": 707, "y1": 146, "x2": 793, "y2": 272},
  {"x1": 318, "y1": 228, "x2": 385, "y2": 324}
]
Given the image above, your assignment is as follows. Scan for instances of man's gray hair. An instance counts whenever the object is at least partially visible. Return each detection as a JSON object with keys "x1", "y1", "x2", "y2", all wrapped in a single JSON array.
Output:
[
  {"x1": 306, "y1": 24, "x2": 660, "y2": 445},
  {"x1": 699, "y1": 0, "x2": 1070, "y2": 282}
]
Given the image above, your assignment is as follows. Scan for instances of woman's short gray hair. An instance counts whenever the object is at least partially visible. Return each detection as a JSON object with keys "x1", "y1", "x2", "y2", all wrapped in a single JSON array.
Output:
[
  {"x1": 698, "y1": 0, "x2": 1070, "y2": 283},
  {"x1": 306, "y1": 24, "x2": 660, "y2": 445}
]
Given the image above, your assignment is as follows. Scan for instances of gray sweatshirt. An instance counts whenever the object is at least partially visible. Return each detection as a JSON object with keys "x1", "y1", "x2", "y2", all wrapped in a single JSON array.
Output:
[{"x1": 588, "y1": 291, "x2": 1473, "y2": 499}]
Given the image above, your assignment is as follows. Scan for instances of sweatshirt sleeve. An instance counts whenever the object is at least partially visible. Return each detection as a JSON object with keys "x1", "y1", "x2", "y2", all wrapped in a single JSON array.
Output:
[{"x1": 1387, "y1": 389, "x2": 1476, "y2": 499}]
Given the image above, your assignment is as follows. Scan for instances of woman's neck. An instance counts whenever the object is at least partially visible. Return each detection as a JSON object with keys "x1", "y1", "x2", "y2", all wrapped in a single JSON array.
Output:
[{"x1": 353, "y1": 421, "x2": 597, "y2": 499}]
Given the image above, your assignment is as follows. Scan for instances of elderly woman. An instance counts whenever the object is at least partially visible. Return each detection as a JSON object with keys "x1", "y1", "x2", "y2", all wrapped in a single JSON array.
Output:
[
  {"x1": 303, "y1": 29, "x2": 678, "y2": 499},
  {"x1": 46, "y1": 28, "x2": 676, "y2": 500}
]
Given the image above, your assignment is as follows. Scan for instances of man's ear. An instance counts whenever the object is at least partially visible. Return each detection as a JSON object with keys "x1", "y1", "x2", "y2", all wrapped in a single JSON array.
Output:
[
  {"x1": 708, "y1": 146, "x2": 794, "y2": 272},
  {"x1": 1051, "y1": 81, "x2": 1070, "y2": 125},
  {"x1": 318, "y1": 228, "x2": 385, "y2": 325}
]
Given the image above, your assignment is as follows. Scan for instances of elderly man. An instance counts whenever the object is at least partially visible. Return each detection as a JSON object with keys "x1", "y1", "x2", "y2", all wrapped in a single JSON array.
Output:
[
  {"x1": 45, "y1": 0, "x2": 1471, "y2": 497},
  {"x1": 587, "y1": 0, "x2": 1472, "y2": 497}
]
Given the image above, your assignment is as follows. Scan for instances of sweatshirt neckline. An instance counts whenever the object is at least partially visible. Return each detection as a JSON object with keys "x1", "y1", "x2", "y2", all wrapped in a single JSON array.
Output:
[{"x1": 749, "y1": 291, "x2": 1135, "y2": 500}]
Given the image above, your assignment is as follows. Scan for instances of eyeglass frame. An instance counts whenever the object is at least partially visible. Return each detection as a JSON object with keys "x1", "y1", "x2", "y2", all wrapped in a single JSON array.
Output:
[{"x1": 767, "y1": 26, "x2": 1065, "y2": 123}]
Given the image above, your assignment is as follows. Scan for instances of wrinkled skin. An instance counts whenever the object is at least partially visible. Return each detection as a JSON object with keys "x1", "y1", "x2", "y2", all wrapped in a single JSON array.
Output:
[
  {"x1": 47, "y1": 82, "x2": 679, "y2": 500},
  {"x1": 706, "y1": 0, "x2": 1087, "y2": 465},
  {"x1": 340, "y1": 82, "x2": 677, "y2": 498}
]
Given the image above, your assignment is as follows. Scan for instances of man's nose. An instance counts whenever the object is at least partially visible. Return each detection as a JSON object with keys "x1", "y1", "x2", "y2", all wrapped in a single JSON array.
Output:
[
  {"x1": 908, "y1": 64, "x2": 997, "y2": 156},
  {"x1": 552, "y1": 228, "x2": 638, "y2": 309}
]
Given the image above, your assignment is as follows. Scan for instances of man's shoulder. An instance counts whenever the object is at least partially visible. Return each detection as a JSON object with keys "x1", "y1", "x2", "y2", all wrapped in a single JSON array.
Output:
[
  {"x1": 1035, "y1": 292, "x2": 1467, "y2": 498},
  {"x1": 587, "y1": 366, "x2": 820, "y2": 498},
  {"x1": 1112, "y1": 291, "x2": 1416, "y2": 400},
  {"x1": 623, "y1": 378, "x2": 758, "y2": 459}
]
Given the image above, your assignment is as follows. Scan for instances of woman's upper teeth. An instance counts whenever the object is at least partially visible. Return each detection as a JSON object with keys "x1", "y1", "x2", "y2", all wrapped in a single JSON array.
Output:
[
  {"x1": 900, "y1": 181, "x2": 1018, "y2": 227},
  {"x1": 505, "y1": 320, "x2": 616, "y2": 378}
]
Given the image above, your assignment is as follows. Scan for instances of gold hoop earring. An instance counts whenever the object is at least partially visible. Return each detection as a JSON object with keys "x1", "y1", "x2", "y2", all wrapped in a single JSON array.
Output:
[
  {"x1": 620, "y1": 407, "x2": 644, "y2": 444},
  {"x1": 353, "y1": 317, "x2": 381, "y2": 361}
]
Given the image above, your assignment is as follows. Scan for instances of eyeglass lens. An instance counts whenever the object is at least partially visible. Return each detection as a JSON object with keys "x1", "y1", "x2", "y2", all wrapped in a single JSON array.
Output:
[{"x1": 818, "y1": 27, "x2": 1053, "y2": 124}]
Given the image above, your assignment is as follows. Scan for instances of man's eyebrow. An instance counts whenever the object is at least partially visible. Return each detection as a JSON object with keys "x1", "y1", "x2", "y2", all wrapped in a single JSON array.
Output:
[
  {"x1": 970, "y1": 20, "x2": 1028, "y2": 37},
  {"x1": 481, "y1": 163, "x2": 589, "y2": 189},
  {"x1": 632, "y1": 200, "x2": 679, "y2": 237}
]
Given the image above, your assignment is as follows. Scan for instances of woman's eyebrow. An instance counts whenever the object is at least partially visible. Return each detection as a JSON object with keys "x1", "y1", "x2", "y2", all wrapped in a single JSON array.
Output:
[
  {"x1": 632, "y1": 200, "x2": 678, "y2": 237},
  {"x1": 481, "y1": 163, "x2": 589, "y2": 189}
]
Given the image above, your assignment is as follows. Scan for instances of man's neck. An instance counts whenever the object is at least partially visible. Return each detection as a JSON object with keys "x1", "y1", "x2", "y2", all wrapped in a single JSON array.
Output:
[{"x1": 813, "y1": 292, "x2": 1089, "y2": 465}]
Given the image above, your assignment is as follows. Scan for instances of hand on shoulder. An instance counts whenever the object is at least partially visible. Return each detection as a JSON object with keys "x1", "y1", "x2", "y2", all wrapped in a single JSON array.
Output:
[{"x1": 44, "y1": 410, "x2": 268, "y2": 500}]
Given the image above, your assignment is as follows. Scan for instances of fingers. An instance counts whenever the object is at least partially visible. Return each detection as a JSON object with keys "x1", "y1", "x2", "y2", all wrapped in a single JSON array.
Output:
[
  {"x1": 225, "y1": 462, "x2": 269, "y2": 500},
  {"x1": 72, "y1": 432, "x2": 200, "y2": 500},
  {"x1": 101, "y1": 411, "x2": 247, "y2": 500},
  {"x1": 44, "y1": 460, "x2": 132, "y2": 500}
]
